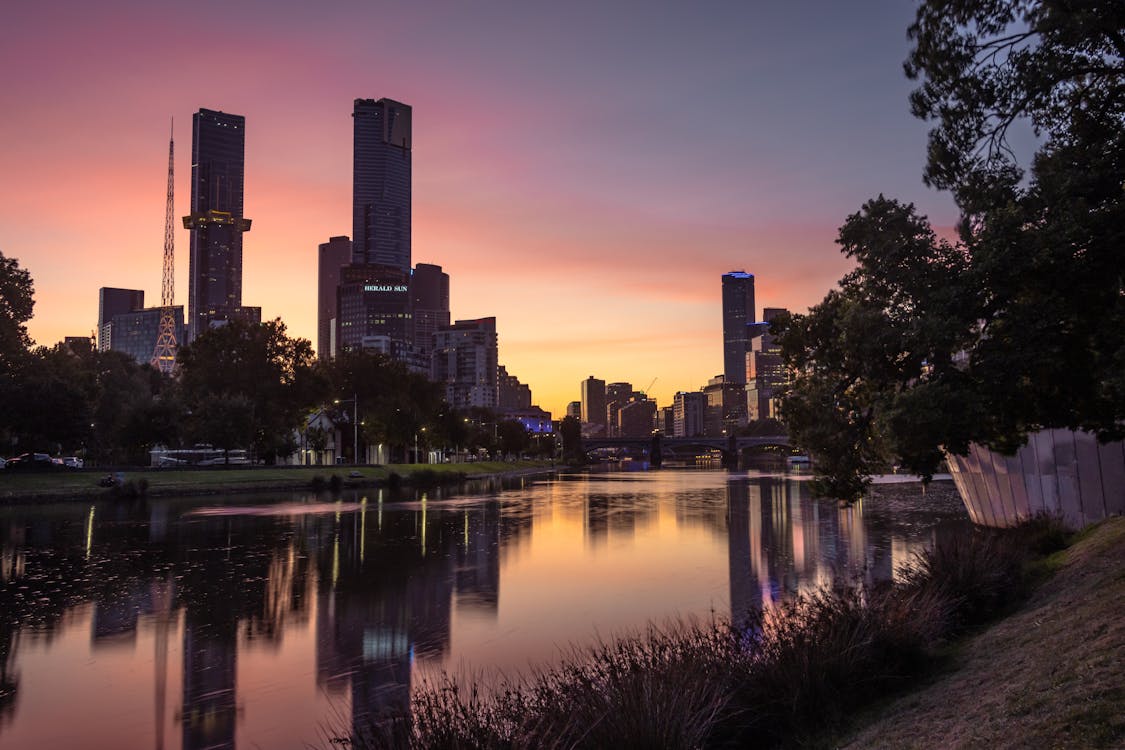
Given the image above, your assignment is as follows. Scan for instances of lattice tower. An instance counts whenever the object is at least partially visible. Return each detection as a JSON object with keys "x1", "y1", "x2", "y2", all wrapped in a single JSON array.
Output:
[{"x1": 151, "y1": 121, "x2": 179, "y2": 374}]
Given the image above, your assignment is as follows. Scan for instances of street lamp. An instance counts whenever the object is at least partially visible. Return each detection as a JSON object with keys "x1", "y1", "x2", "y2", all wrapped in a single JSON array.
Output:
[{"x1": 334, "y1": 394, "x2": 359, "y2": 465}]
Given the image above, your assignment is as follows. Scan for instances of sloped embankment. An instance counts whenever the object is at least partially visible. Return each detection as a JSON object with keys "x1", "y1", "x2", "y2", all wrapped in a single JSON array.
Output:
[{"x1": 841, "y1": 517, "x2": 1125, "y2": 749}]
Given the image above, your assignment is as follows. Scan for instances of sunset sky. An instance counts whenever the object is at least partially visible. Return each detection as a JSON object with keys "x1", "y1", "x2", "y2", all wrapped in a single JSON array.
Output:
[{"x1": 1, "y1": 0, "x2": 959, "y2": 417}]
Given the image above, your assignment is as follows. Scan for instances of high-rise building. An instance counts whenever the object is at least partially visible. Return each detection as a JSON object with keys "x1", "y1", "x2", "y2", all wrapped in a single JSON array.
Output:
[
  {"x1": 566, "y1": 401, "x2": 582, "y2": 420},
  {"x1": 722, "y1": 271, "x2": 755, "y2": 385},
  {"x1": 605, "y1": 382, "x2": 635, "y2": 437},
  {"x1": 353, "y1": 98, "x2": 412, "y2": 272},
  {"x1": 673, "y1": 391, "x2": 706, "y2": 437},
  {"x1": 747, "y1": 307, "x2": 790, "y2": 421},
  {"x1": 702, "y1": 374, "x2": 746, "y2": 436},
  {"x1": 617, "y1": 399, "x2": 657, "y2": 438},
  {"x1": 335, "y1": 264, "x2": 416, "y2": 365},
  {"x1": 498, "y1": 365, "x2": 532, "y2": 410},
  {"x1": 184, "y1": 109, "x2": 253, "y2": 342},
  {"x1": 104, "y1": 307, "x2": 185, "y2": 365},
  {"x1": 97, "y1": 287, "x2": 144, "y2": 351},
  {"x1": 318, "y1": 236, "x2": 352, "y2": 360},
  {"x1": 410, "y1": 263, "x2": 450, "y2": 359},
  {"x1": 432, "y1": 318, "x2": 498, "y2": 409},
  {"x1": 580, "y1": 376, "x2": 607, "y2": 434}
]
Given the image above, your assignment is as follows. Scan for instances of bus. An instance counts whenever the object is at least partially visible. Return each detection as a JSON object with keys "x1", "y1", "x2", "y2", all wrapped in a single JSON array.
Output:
[{"x1": 149, "y1": 446, "x2": 251, "y2": 467}]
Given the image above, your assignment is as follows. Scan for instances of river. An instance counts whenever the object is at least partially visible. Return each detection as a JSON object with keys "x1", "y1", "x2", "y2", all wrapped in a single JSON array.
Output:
[{"x1": 0, "y1": 468, "x2": 968, "y2": 749}]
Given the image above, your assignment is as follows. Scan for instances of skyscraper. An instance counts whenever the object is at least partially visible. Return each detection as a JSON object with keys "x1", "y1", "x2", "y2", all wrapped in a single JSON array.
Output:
[
  {"x1": 722, "y1": 271, "x2": 755, "y2": 385},
  {"x1": 581, "y1": 376, "x2": 607, "y2": 433},
  {"x1": 432, "y1": 318, "x2": 498, "y2": 409},
  {"x1": 318, "y1": 236, "x2": 352, "y2": 360},
  {"x1": 184, "y1": 108, "x2": 254, "y2": 342},
  {"x1": 410, "y1": 263, "x2": 450, "y2": 358},
  {"x1": 352, "y1": 98, "x2": 412, "y2": 272}
]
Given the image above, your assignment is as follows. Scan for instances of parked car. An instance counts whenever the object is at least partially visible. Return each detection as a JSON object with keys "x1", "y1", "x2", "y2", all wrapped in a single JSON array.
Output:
[
  {"x1": 62, "y1": 457, "x2": 84, "y2": 469},
  {"x1": 5, "y1": 453, "x2": 60, "y2": 471}
]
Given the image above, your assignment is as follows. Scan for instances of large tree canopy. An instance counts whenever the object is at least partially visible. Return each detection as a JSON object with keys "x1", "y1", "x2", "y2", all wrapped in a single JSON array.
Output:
[
  {"x1": 780, "y1": 0, "x2": 1124, "y2": 500},
  {"x1": 178, "y1": 319, "x2": 324, "y2": 462}
]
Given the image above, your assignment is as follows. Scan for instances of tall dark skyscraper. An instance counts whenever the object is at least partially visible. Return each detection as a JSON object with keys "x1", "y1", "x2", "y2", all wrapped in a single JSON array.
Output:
[
  {"x1": 722, "y1": 271, "x2": 755, "y2": 385},
  {"x1": 352, "y1": 98, "x2": 412, "y2": 271},
  {"x1": 317, "y1": 236, "x2": 352, "y2": 360},
  {"x1": 184, "y1": 108, "x2": 254, "y2": 342}
]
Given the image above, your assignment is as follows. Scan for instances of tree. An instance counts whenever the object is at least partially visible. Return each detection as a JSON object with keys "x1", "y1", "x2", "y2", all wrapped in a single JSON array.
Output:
[
  {"x1": 559, "y1": 415, "x2": 583, "y2": 462},
  {"x1": 324, "y1": 349, "x2": 448, "y2": 462},
  {"x1": 0, "y1": 251, "x2": 34, "y2": 373},
  {"x1": 780, "y1": 0, "x2": 1124, "y2": 500},
  {"x1": 178, "y1": 319, "x2": 324, "y2": 463},
  {"x1": 497, "y1": 419, "x2": 531, "y2": 458}
]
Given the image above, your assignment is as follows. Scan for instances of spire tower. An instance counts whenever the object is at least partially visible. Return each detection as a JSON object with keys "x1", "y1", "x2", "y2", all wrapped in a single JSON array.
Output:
[{"x1": 152, "y1": 120, "x2": 179, "y2": 374}]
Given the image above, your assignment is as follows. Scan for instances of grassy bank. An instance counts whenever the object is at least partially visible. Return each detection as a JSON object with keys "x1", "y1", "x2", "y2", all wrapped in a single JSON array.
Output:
[
  {"x1": 336, "y1": 516, "x2": 1123, "y2": 749},
  {"x1": 0, "y1": 460, "x2": 554, "y2": 503},
  {"x1": 837, "y1": 517, "x2": 1125, "y2": 749}
]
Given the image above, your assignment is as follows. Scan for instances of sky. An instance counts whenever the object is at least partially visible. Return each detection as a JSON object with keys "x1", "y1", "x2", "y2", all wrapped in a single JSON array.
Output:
[{"x1": 0, "y1": 0, "x2": 959, "y2": 418}]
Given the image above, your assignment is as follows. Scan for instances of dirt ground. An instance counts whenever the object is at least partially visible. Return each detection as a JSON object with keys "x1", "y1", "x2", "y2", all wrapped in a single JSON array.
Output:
[{"x1": 837, "y1": 517, "x2": 1125, "y2": 749}]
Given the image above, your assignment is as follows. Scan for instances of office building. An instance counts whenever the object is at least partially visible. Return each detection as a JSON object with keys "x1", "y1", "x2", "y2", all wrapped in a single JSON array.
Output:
[
  {"x1": 617, "y1": 399, "x2": 656, "y2": 438},
  {"x1": 722, "y1": 271, "x2": 755, "y2": 385},
  {"x1": 581, "y1": 376, "x2": 607, "y2": 435},
  {"x1": 703, "y1": 374, "x2": 746, "y2": 436},
  {"x1": 317, "y1": 236, "x2": 352, "y2": 360},
  {"x1": 410, "y1": 263, "x2": 450, "y2": 358},
  {"x1": 566, "y1": 401, "x2": 582, "y2": 420},
  {"x1": 432, "y1": 318, "x2": 498, "y2": 409},
  {"x1": 498, "y1": 365, "x2": 532, "y2": 410},
  {"x1": 97, "y1": 287, "x2": 144, "y2": 351},
  {"x1": 353, "y1": 98, "x2": 412, "y2": 272},
  {"x1": 605, "y1": 382, "x2": 635, "y2": 437},
  {"x1": 747, "y1": 307, "x2": 790, "y2": 421},
  {"x1": 335, "y1": 264, "x2": 416, "y2": 365},
  {"x1": 673, "y1": 391, "x2": 706, "y2": 437},
  {"x1": 184, "y1": 109, "x2": 253, "y2": 342},
  {"x1": 103, "y1": 307, "x2": 185, "y2": 365}
]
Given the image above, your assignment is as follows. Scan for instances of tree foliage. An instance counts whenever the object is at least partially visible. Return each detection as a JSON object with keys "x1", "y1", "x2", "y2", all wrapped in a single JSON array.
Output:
[
  {"x1": 0, "y1": 251, "x2": 34, "y2": 373},
  {"x1": 780, "y1": 0, "x2": 1124, "y2": 500},
  {"x1": 178, "y1": 319, "x2": 324, "y2": 462}
]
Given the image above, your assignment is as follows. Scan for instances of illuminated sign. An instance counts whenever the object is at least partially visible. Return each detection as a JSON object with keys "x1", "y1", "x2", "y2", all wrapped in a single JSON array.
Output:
[{"x1": 364, "y1": 284, "x2": 408, "y2": 293}]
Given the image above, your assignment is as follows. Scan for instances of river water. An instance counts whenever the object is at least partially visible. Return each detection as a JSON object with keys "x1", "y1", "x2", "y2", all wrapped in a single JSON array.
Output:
[{"x1": 0, "y1": 469, "x2": 968, "y2": 749}]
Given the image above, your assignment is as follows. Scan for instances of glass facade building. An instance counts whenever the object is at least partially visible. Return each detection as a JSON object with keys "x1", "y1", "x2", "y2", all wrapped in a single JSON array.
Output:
[
  {"x1": 352, "y1": 98, "x2": 412, "y2": 272},
  {"x1": 104, "y1": 307, "x2": 185, "y2": 365},
  {"x1": 184, "y1": 109, "x2": 252, "y2": 342},
  {"x1": 721, "y1": 271, "x2": 755, "y2": 385}
]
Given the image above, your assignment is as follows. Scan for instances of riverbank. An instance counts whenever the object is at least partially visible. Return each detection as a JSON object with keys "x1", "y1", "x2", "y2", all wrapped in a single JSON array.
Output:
[
  {"x1": 0, "y1": 460, "x2": 556, "y2": 503},
  {"x1": 836, "y1": 516, "x2": 1125, "y2": 749},
  {"x1": 340, "y1": 515, "x2": 1123, "y2": 749}
]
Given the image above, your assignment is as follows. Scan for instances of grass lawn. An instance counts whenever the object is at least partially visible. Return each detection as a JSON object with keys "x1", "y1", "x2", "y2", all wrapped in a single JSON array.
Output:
[{"x1": 0, "y1": 460, "x2": 554, "y2": 501}]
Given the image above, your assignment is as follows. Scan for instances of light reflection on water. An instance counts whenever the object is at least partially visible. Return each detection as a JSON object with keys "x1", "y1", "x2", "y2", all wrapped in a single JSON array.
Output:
[{"x1": 0, "y1": 470, "x2": 968, "y2": 750}]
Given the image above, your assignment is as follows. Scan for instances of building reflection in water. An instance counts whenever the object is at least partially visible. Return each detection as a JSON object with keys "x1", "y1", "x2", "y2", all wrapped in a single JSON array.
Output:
[
  {"x1": 726, "y1": 476, "x2": 950, "y2": 631},
  {"x1": 0, "y1": 473, "x2": 965, "y2": 749}
]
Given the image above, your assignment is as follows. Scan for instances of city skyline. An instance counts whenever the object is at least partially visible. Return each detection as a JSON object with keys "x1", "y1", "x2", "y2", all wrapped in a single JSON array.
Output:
[{"x1": 1, "y1": 0, "x2": 963, "y2": 417}]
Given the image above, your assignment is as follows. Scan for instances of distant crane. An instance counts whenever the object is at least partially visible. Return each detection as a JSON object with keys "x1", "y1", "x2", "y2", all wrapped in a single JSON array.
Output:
[
  {"x1": 151, "y1": 121, "x2": 179, "y2": 374},
  {"x1": 643, "y1": 377, "x2": 657, "y2": 397}
]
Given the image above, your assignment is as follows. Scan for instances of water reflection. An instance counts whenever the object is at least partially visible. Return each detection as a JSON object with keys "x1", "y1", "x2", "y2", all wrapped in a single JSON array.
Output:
[{"x1": 0, "y1": 471, "x2": 967, "y2": 749}]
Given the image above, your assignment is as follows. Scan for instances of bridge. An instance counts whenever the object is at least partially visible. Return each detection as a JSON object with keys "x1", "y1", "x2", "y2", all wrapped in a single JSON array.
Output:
[{"x1": 582, "y1": 434, "x2": 795, "y2": 468}]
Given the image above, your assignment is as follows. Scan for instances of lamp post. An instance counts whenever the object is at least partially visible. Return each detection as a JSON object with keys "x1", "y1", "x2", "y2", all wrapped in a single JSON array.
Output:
[{"x1": 334, "y1": 395, "x2": 359, "y2": 465}]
